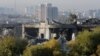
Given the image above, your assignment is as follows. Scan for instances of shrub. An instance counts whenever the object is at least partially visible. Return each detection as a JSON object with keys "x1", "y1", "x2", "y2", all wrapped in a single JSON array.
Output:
[
  {"x1": 0, "y1": 36, "x2": 15, "y2": 56},
  {"x1": 67, "y1": 41, "x2": 80, "y2": 56},
  {"x1": 23, "y1": 45, "x2": 53, "y2": 56},
  {"x1": 43, "y1": 38, "x2": 60, "y2": 50},
  {"x1": 53, "y1": 50, "x2": 63, "y2": 56},
  {"x1": 13, "y1": 38, "x2": 28, "y2": 55},
  {"x1": 23, "y1": 38, "x2": 63, "y2": 56},
  {"x1": 0, "y1": 36, "x2": 28, "y2": 56},
  {"x1": 67, "y1": 27, "x2": 100, "y2": 56},
  {"x1": 96, "y1": 45, "x2": 100, "y2": 56}
]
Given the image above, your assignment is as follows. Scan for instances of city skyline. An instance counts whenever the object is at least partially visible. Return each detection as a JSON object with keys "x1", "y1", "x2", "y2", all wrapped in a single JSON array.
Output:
[{"x1": 0, "y1": 0, "x2": 100, "y2": 11}]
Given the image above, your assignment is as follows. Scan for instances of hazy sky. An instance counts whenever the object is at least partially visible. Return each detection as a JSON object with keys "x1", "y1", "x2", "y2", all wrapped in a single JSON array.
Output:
[{"x1": 0, "y1": 0, "x2": 100, "y2": 11}]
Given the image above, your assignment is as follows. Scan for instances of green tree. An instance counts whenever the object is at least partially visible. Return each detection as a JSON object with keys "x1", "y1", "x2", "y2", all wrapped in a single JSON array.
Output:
[
  {"x1": 0, "y1": 36, "x2": 28, "y2": 56},
  {"x1": 0, "y1": 36, "x2": 15, "y2": 56},
  {"x1": 23, "y1": 38, "x2": 63, "y2": 56},
  {"x1": 67, "y1": 27, "x2": 100, "y2": 56}
]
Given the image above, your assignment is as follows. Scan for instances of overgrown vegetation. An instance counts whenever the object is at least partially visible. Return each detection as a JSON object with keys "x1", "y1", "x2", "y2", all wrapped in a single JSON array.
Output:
[
  {"x1": 68, "y1": 27, "x2": 100, "y2": 56},
  {"x1": 0, "y1": 27, "x2": 100, "y2": 56},
  {"x1": 23, "y1": 38, "x2": 63, "y2": 56},
  {"x1": 0, "y1": 36, "x2": 28, "y2": 56}
]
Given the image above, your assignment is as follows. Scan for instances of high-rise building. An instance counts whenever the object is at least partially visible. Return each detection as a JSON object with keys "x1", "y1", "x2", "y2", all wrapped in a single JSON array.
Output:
[
  {"x1": 88, "y1": 10, "x2": 97, "y2": 18},
  {"x1": 39, "y1": 3, "x2": 59, "y2": 22},
  {"x1": 25, "y1": 6, "x2": 38, "y2": 17},
  {"x1": 47, "y1": 3, "x2": 52, "y2": 7},
  {"x1": 40, "y1": 4, "x2": 46, "y2": 22},
  {"x1": 47, "y1": 3, "x2": 58, "y2": 22},
  {"x1": 25, "y1": 6, "x2": 35, "y2": 16},
  {"x1": 96, "y1": 9, "x2": 100, "y2": 18},
  {"x1": 52, "y1": 7, "x2": 58, "y2": 19},
  {"x1": 47, "y1": 3, "x2": 52, "y2": 21}
]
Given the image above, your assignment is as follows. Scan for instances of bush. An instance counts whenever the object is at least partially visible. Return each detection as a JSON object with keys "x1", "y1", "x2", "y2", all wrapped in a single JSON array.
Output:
[
  {"x1": 67, "y1": 41, "x2": 80, "y2": 56},
  {"x1": 67, "y1": 27, "x2": 100, "y2": 56},
  {"x1": 0, "y1": 36, "x2": 28, "y2": 56},
  {"x1": 53, "y1": 50, "x2": 63, "y2": 56},
  {"x1": 13, "y1": 38, "x2": 28, "y2": 55},
  {"x1": 23, "y1": 45, "x2": 53, "y2": 56},
  {"x1": 96, "y1": 45, "x2": 100, "y2": 56},
  {"x1": 0, "y1": 36, "x2": 15, "y2": 56},
  {"x1": 43, "y1": 38, "x2": 60, "y2": 50},
  {"x1": 23, "y1": 38, "x2": 63, "y2": 56}
]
